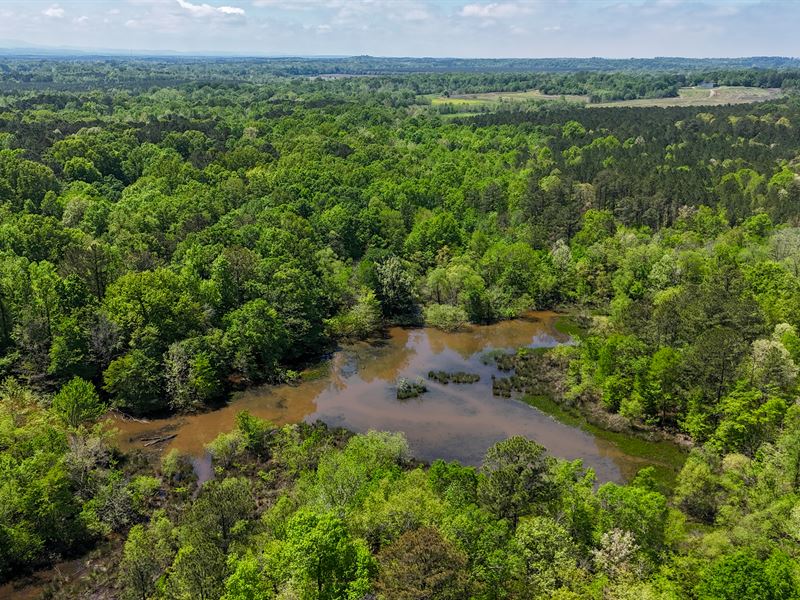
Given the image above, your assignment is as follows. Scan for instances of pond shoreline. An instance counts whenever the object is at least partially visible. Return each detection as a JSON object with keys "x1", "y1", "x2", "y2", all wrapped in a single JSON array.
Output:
[
  {"x1": 111, "y1": 311, "x2": 685, "y2": 485},
  {"x1": 522, "y1": 394, "x2": 688, "y2": 489}
]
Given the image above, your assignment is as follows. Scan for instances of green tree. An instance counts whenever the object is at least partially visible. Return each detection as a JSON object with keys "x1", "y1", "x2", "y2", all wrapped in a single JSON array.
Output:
[
  {"x1": 51, "y1": 376, "x2": 105, "y2": 429},
  {"x1": 696, "y1": 550, "x2": 798, "y2": 600},
  {"x1": 166, "y1": 542, "x2": 226, "y2": 600},
  {"x1": 279, "y1": 510, "x2": 374, "y2": 600},
  {"x1": 376, "y1": 527, "x2": 467, "y2": 600},
  {"x1": 375, "y1": 256, "x2": 417, "y2": 320},
  {"x1": 188, "y1": 477, "x2": 254, "y2": 553},
  {"x1": 597, "y1": 482, "x2": 668, "y2": 558},
  {"x1": 222, "y1": 299, "x2": 287, "y2": 381},
  {"x1": 326, "y1": 288, "x2": 382, "y2": 339},
  {"x1": 508, "y1": 516, "x2": 578, "y2": 597},
  {"x1": 119, "y1": 512, "x2": 174, "y2": 600},
  {"x1": 478, "y1": 436, "x2": 552, "y2": 527},
  {"x1": 103, "y1": 350, "x2": 163, "y2": 414}
]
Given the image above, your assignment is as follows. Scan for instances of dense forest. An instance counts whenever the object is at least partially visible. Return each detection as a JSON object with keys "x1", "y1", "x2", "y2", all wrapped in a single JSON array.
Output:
[
  {"x1": 2, "y1": 58, "x2": 800, "y2": 598},
  {"x1": 2, "y1": 56, "x2": 800, "y2": 100}
]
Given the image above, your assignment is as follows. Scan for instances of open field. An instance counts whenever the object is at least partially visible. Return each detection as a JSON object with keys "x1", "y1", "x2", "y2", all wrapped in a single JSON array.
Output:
[
  {"x1": 427, "y1": 86, "x2": 783, "y2": 111},
  {"x1": 591, "y1": 85, "x2": 783, "y2": 107},
  {"x1": 431, "y1": 89, "x2": 589, "y2": 105}
]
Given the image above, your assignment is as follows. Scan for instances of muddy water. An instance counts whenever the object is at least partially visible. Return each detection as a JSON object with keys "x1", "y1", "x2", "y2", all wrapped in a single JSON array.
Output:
[{"x1": 114, "y1": 312, "x2": 648, "y2": 482}]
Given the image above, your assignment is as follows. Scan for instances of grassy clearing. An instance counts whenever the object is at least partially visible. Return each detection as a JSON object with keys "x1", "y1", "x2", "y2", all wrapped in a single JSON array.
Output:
[
  {"x1": 426, "y1": 89, "x2": 587, "y2": 112},
  {"x1": 425, "y1": 86, "x2": 782, "y2": 113},
  {"x1": 440, "y1": 111, "x2": 488, "y2": 119},
  {"x1": 524, "y1": 394, "x2": 687, "y2": 490},
  {"x1": 432, "y1": 89, "x2": 589, "y2": 105},
  {"x1": 591, "y1": 86, "x2": 782, "y2": 108}
]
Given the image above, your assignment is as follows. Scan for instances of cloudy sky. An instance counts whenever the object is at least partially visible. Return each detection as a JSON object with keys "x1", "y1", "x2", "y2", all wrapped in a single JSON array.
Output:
[{"x1": 0, "y1": 0, "x2": 796, "y2": 57}]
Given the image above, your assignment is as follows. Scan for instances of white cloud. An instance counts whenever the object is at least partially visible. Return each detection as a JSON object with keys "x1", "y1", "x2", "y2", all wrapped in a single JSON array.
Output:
[
  {"x1": 43, "y1": 4, "x2": 65, "y2": 19},
  {"x1": 175, "y1": 0, "x2": 246, "y2": 17},
  {"x1": 401, "y1": 8, "x2": 430, "y2": 22},
  {"x1": 251, "y1": 0, "x2": 317, "y2": 10},
  {"x1": 74, "y1": 15, "x2": 90, "y2": 25},
  {"x1": 460, "y1": 2, "x2": 532, "y2": 19}
]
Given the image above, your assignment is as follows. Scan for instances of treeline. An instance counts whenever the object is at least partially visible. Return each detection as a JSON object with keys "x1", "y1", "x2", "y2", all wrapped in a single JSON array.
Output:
[
  {"x1": 4, "y1": 55, "x2": 800, "y2": 80},
  {"x1": 3, "y1": 381, "x2": 799, "y2": 598},
  {"x1": 2, "y1": 57, "x2": 800, "y2": 102}
]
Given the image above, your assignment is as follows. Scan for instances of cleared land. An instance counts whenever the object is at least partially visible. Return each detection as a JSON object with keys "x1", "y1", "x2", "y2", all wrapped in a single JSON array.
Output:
[
  {"x1": 430, "y1": 89, "x2": 589, "y2": 105},
  {"x1": 427, "y1": 86, "x2": 783, "y2": 111},
  {"x1": 592, "y1": 86, "x2": 783, "y2": 107}
]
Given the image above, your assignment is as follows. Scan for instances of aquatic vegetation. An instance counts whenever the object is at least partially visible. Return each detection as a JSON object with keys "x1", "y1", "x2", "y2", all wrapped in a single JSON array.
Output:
[
  {"x1": 427, "y1": 370, "x2": 480, "y2": 384},
  {"x1": 396, "y1": 377, "x2": 428, "y2": 400}
]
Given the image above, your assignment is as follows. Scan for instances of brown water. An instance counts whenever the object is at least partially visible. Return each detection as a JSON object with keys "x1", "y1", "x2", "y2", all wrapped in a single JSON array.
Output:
[{"x1": 114, "y1": 312, "x2": 648, "y2": 482}]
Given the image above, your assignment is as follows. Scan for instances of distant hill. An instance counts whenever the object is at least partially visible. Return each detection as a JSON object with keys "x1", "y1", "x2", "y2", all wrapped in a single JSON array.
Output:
[{"x1": 0, "y1": 50, "x2": 798, "y2": 73}]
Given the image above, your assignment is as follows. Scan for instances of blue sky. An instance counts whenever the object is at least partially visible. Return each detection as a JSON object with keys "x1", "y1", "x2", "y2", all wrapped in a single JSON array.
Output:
[{"x1": 0, "y1": 0, "x2": 796, "y2": 57}]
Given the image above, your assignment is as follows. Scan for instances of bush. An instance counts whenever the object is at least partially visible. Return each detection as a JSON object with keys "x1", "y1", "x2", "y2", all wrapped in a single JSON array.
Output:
[
  {"x1": 424, "y1": 304, "x2": 468, "y2": 332},
  {"x1": 206, "y1": 431, "x2": 247, "y2": 471},
  {"x1": 326, "y1": 289, "x2": 383, "y2": 339}
]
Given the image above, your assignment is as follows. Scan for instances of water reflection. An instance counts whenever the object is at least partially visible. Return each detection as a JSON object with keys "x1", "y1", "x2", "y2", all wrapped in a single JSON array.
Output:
[{"x1": 114, "y1": 312, "x2": 643, "y2": 482}]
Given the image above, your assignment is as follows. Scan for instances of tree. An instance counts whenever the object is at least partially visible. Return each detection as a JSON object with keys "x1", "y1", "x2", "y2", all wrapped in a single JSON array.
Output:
[
  {"x1": 119, "y1": 512, "x2": 174, "y2": 600},
  {"x1": 220, "y1": 553, "x2": 273, "y2": 600},
  {"x1": 639, "y1": 346, "x2": 682, "y2": 424},
  {"x1": 188, "y1": 477, "x2": 254, "y2": 553},
  {"x1": 592, "y1": 528, "x2": 640, "y2": 581},
  {"x1": 103, "y1": 350, "x2": 163, "y2": 414},
  {"x1": 222, "y1": 299, "x2": 287, "y2": 381},
  {"x1": 696, "y1": 550, "x2": 798, "y2": 600},
  {"x1": 166, "y1": 542, "x2": 226, "y2": 600},
  {"x1": 51, "y1": 376, "x2": 105, "y2": 429},
  {"x1": 258, "y1": 510, "x2": 374, "y2": 600},
  {"x1": 279, "y1": 510, "x2": 374, "y2": 600},
  {"x1": 0, "y1": 379, "x2": 91, "y2": 579},
  {"x1": 165, "y1": 333, "x2": 225, "y2": 411},
  {"x1": 48, "y1": 314, "x2": 94, "y2": 380},
  {"x1": 749, "y1": 337, "x2": 798, "y2": 392},
  {"x1": 713, "y1": 387, "x2": 787, "y2": 455},
  {"x1": 673, "y1": 450, "x2": 721, "y2": 523},
  {"x1": 211, "y1": 246, "x2": 261, "y2": 311},
  {"x1": 376, "y1": 527, "x2": 467, "y2": 600},
  {"x1": 683, "y1": 327, "x2": 748, "y2": 438},
  {"x1": 404, "y1": 211, "x2": 463, "y2": 263},
  {"x1": 478, "y1": 436, "x2": 552, "y2": 527},
  {"x1": 268, "y1": 264, "x2": 327, "y2": 361},
  {"x1": 326, "y1": 288, "x2": 382, "y2": 339},
  {"x1": 508, "y1": 516, "x2": 578, "y2": 597},
  {"x1": 103, "y1": 268, "x2": 205, "y2": 350},
  {"x1": 423, "y1": 303, "x2": 468, "y2": 332},
  {"x1": 596, "y1": 482, "x2": 668, "y2": 558},
  {"x1": 315, "y1": 431, "x2": 410, "y2": 512},
  {"x1": 375, "y1": 256, "x2": 417, "y2": 320},
  {"x1": 63, "y1": 157, "x2": 102, "y2": 183}
]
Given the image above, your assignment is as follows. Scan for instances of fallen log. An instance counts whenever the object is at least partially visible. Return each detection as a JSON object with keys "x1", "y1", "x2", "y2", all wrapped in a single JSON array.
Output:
[{"x1": 143, "y1": 434, "x2": 177, "y2": 447}]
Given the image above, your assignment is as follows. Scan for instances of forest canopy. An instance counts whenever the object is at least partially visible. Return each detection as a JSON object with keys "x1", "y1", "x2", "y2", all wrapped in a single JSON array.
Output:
[{"x1": 1, "y1": 58, "x2": 800, "y2": 599}]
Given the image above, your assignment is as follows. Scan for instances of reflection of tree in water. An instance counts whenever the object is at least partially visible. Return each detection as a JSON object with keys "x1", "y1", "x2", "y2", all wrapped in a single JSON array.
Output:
[
  {"x1": 350, "y1": 328, "x2": 416, "y2": 384},
  {"x1": 426, "y1": 313, "x2": 563, "y2": 358}
]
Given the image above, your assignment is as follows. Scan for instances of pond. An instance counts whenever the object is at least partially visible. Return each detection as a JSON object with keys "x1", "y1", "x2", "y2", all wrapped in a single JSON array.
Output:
[{"x1": 114, "y1": 311, "x2": 674, "y2": 483}]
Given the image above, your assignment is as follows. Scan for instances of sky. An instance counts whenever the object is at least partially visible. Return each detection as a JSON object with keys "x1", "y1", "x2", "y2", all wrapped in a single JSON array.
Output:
[{"x1": 0, "y1": 0, "x2": 797, "y2": 58}]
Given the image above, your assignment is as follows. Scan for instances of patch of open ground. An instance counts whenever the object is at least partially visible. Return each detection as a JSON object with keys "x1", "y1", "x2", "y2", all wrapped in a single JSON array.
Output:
[
  {"x1": 426, "y1": 86, "x2": 783, "y2": 111},
  {"x1": 591, "y1": 86, "x2": 783, "y2": 107}
]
